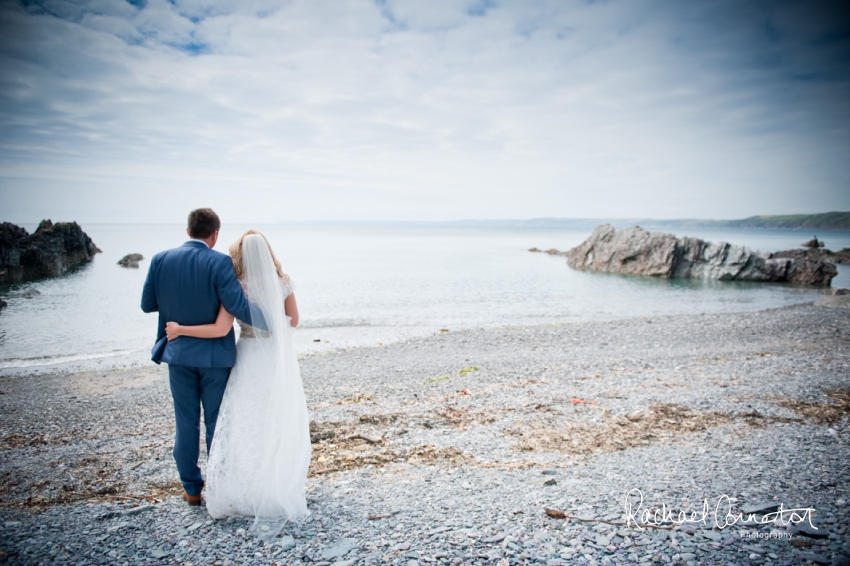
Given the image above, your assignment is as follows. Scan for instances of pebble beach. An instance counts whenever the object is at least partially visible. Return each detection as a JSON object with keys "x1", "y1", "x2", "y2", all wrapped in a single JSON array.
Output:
[{"x1": 1, "y1": 302, "x2": 849, "y2": 566}]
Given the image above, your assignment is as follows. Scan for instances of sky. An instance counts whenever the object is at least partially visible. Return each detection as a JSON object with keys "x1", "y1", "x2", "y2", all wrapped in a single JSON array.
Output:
[{"x1": 1, "y1": 0, "x2": 849, "y2": 224}]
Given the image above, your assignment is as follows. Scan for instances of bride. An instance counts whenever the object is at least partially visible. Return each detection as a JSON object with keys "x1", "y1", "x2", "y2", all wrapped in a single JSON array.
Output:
[{"x1": 164, "y1": 230, "x2": 311, "y2": 537}]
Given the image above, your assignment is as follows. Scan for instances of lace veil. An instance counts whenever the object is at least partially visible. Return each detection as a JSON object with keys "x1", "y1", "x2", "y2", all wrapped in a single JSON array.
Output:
[{"x1": 241, "y1": 234, "x2": 311, "y2": 538}]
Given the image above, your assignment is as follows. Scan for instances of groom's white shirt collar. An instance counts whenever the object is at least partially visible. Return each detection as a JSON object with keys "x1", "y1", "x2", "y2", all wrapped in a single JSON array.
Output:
[{"x1": 188, "y1": 239, "x2": 209, "y2": 248}]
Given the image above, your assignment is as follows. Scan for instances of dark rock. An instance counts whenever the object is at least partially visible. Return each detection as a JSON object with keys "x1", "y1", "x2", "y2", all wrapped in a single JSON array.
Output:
[
  {"x1": 799, "y1": 552, "x2": 830, "y2": 565},
  {"x1": 772, "y1": 247, "x2": 850, "y2": 265},
  {"x1": 832, "y1": 556, "x2": 850, "y2": 566},
  {"x1": 0, "y1": 222, "x2": 29, "y2": 248},
  {"x1": 0, "y1": 298, "x2": 6, "y2": 311},
  {"x1": 117, "y1": 254, "x2": 144, "y2": 268},
  {"x1": 802, "y1": 238, "x2": 824, "y2": 249},
  {"x1": 562, "y1": 224, "x2": 837, "y2": 286},
  {"x1": 834, "y1": 288, "x2": 850, "y2": 295},
  {"x1": 0, "y1": 220, "x2": 101, "y2": 283},
  {"x1": 789, "y1": 521, "x2": 829, "y2": 539},
  {"x1": 122, "y1": 505, "x2": 153, "y2": 515},
  {"x1": 739, "y1": 502, "x2": 780, "y2": 515}
]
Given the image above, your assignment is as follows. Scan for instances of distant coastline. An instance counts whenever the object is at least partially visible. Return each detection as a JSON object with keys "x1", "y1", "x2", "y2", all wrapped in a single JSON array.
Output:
[
  {"x1": 446, "y1": 211, "x2": 850, "y2": 230},
  {"x1": 8, "y1": 213, "x2": 850, "y2": 230}
]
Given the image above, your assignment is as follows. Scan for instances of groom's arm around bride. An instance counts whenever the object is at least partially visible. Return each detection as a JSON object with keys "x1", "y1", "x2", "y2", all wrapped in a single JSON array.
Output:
[{"x1": 141, "y1": 219, "x2": 262, "y2": 366}]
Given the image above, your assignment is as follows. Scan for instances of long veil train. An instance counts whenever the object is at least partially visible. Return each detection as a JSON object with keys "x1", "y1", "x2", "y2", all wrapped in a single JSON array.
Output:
[{"x1": 205, "y1": 234, "x2": 311, "y2": 539}]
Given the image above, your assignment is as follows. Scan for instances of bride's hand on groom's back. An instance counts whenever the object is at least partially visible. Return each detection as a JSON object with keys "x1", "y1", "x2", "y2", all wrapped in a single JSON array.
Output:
[{"x1": 165, "y1": 322, "x2": 183, "y2": 341}]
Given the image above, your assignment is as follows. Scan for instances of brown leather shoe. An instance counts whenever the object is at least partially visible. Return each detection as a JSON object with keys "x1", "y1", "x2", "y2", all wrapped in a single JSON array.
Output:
[{"x1": 182, "y1": 491, "x2": 202, "y2": 506}]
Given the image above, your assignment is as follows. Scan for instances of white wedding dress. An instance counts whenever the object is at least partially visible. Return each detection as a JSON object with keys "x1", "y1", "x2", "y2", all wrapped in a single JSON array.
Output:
[{"x1": 205, "y1": 235, "x2": 311, "y2": 538}]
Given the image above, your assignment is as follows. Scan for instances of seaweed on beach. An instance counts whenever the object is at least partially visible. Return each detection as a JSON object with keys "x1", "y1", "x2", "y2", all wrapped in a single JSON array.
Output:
[
  {"x1": 0, "y1": 454, "x2": 128, "y2": 511},
  {"x1": 772, "y1": 387, "x2": 850, "y2": 425},
  {"x1": 505, "y1": 397, "x2": 813, "y2": 456},
  {"x1": 308, "y1": 414, "x2": 535, "y2": 476},
  {"x1": 405, "y1": 444, "x2": 475, "y2": 466},
  {"x1": 507, "y1": 403, "x2": 742, "y2": 455},
  {"x1": 309, "y1": 420, "x2": 397, "y2": 475},
  {"x1": 0, "y1": 433, "x2": 57, "y2": 450},
  {"x1": 433, "y1": 406, "x2": 497, "y2": 428}
]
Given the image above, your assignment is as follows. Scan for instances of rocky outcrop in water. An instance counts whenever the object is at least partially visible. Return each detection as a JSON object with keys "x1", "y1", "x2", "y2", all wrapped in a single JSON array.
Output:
[
  {"x1": 772, "y1": 247, "x2": 850, "y2": 265},
  {"x1": 554, "y1": 224, "x2": 837, "y2": 286},
  {"x1": 117, "y1": 254, "x2": 144, "y2": 268},
  {"x1": 0, "y1": 220, "x2": 101, "y2": 283}
]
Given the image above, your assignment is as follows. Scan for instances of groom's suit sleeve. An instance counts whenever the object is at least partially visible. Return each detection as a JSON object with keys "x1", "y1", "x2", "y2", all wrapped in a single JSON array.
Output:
[
  {"x1": 214, "y1": 255, "x2": 267, "y2": 330},
  {"x1": 141, "y1": 255, "x2": 159, "y2": 313}
]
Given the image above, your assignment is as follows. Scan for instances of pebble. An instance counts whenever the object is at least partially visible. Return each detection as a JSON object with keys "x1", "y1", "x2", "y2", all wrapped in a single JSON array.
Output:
[
  {"x1": 278, "y1": 534, "x2": 296, "y2": 550},
  {"x1": 799, "y1": 552, "x2": 831, "y2": 564},
  {"x1": 794, "y1": 522, "x2": 831, "y2": 539},
  {"x1": 323, "y1": 538, "x2": 358, "y2": 558}
]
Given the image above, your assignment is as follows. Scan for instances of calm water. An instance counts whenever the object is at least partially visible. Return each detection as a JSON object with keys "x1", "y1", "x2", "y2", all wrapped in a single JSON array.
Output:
[{"x1": 1, "y1": 223, "x2": 848, "y2": 374}]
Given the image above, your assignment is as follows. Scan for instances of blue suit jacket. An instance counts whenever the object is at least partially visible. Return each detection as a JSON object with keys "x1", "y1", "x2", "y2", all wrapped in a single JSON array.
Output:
[{"x1": 141, "y1": 240, "x2": 253, "y2": 368}]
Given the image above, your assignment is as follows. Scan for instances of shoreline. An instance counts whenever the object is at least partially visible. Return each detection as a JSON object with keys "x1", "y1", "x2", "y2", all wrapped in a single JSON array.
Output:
[
  {"x1": 1, "y1": 304, "x2": 849, "y2": 565},
  {"x1": 1, "y1": 289, "x2": 840, "y2": 378}
]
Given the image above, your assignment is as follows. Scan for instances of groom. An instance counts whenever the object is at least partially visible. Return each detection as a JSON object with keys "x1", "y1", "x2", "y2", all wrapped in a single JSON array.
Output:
[{"x1": 141, "y1": 208, "x2": 256, "y2": 505}]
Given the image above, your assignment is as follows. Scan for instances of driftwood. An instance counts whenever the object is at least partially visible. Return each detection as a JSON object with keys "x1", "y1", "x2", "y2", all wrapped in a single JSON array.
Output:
[{"x1": 346, "y1": 433, "x2": 384, "y2": 444}]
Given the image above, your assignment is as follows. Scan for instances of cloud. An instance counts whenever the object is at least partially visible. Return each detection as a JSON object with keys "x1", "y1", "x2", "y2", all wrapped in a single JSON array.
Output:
[{"x1": 0, "y1": 0, "x2": 848, "y2": 222}]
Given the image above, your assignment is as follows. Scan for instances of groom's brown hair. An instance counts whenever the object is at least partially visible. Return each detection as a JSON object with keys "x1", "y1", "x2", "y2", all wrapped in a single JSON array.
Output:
[{"x1": 188, "y1": 208, "x2": 221, "y2": 239}]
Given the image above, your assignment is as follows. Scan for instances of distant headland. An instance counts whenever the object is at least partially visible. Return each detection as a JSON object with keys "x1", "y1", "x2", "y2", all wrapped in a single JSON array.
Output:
[
  {"x1": 449, "y1": 211, "x2": 850, "y2": 230},
  {"x1": 724, "y1": 212, "x2": 850, "y2": 229}
]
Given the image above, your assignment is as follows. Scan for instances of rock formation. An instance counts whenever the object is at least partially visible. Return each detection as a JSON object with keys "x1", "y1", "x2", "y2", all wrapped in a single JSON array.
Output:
[
  {"x1": 801, "y1": 237, "x2": 824, "y2": 249},
  {"x1": 528, "y1": 247, "x2": 564, "y2": 256},
  {"x1": 772, "y1": 247, "x2": 850, "y2": 265},
  {"x1": 117, "y1": 253, "x2": 144, "y2": 268},
  {"x1": 0, "y1": 220, "x2": 101, "y2": 283},
  {"x1": 9, "y1": 289, "x2": 41, "y2": 299},
  {"x1": 554, "y1": 224, "x2": 837, "y2": 286},
  {"x1": 815, "y1": 295, "x2": 850, "y2": 308}
]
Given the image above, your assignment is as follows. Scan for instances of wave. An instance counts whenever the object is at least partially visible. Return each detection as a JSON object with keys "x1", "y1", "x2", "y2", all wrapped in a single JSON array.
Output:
[
  {"x1": 0, "y1": 348, "x2": 144, "y2": 369},
  {"x1": 298, "y1": 319, "x2": 375, "y2": 329}
]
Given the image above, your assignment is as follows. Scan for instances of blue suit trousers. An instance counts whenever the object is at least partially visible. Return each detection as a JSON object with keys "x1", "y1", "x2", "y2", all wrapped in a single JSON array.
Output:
[{"x1": 168, "y1": 364, "x2": 231, "y2": 496}]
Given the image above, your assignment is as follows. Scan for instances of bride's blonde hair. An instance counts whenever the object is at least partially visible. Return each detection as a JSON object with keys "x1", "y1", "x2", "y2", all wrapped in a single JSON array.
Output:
[{"x1": 229, "y1": 230, "x2": 290, "y2": 283}]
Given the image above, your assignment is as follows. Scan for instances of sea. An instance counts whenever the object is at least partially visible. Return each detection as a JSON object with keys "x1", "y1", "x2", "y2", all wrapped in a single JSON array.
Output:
[{"x1": 1, "y1": 223, "x2": 848, "y2": 375}]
